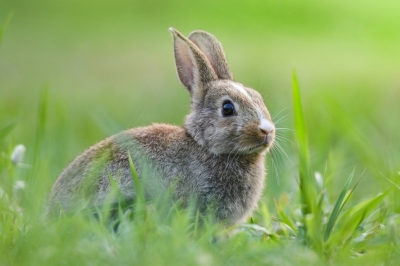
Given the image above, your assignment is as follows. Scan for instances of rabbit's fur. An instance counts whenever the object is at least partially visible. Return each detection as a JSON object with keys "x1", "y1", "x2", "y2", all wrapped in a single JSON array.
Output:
[{"x1": 48, "y1": 28, "x2": 275, "y2": 226}]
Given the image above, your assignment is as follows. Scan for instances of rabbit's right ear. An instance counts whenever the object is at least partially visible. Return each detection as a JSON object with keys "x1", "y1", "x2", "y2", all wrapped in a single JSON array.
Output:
[
  {"x1": 169, "y1": 28, "x2": 218, "y2": 99},
  {"x1": 188, "y1": 31, "x2": 233, "y2": 80}
]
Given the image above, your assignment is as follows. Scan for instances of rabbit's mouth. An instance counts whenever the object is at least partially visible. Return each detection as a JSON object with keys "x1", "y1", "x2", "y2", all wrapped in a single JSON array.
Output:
[
  {"x1": 246, "y1": 145, "x2": 268, "y2": 154},
  {"x1": 248, "y1": 138, "x2": 271, "y2": 153},
  {"x1": 263, "y1": 134, "x2": 275, "y2": 147},
  {"x1": 246, "y1": 137, "x2": 273, "y2": 154}
]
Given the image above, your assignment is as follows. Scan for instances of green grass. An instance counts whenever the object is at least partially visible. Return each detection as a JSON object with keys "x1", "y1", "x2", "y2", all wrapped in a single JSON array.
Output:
[
  {"x1": 1, "y1": 1, "x2": 400, "y2": 265},
  {"x1": 2, "y1": 72, "x2": 397, "y2": 266}
]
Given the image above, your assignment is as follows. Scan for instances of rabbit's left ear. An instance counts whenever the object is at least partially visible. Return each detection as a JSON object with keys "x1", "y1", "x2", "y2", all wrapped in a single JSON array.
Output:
[
  {"x1": 170, "y1": 27, "x2": 218, "y2": 98},
  {"x1": 188, "y1": 31, "x2": 233, "y2": 80}
]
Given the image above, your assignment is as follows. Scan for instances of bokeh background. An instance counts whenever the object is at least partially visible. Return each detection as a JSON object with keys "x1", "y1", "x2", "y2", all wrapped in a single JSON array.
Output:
[{"x1": 1, "y1": 0, "x2": 399, "y2": 209}]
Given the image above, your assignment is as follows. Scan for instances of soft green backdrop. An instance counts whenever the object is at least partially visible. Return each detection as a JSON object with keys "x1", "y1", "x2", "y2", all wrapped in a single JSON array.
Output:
[{"x1": 0, "y1": 1, "x2": 400, "y2": 264}]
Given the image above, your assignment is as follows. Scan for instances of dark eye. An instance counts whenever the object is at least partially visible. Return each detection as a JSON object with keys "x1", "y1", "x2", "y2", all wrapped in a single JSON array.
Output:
[{"x1": 222, "y1": 100, "x2": 235, "y2": 117}]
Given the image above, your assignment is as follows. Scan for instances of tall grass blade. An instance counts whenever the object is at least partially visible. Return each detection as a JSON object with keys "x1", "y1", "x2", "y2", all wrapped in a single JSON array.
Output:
[
  {"x1": 105, "y1": 171, "x2": 128, "y2": 221},
  {"x1": 128, "y1": 153, "x2": 146, "y2": 220},
  {"x1": 292, "y1": 72, "x2": 322, "y2": 251},
  {"x1": 292, "y1": 71, "x2": 316, "y2": 215},
  {"x1": 324, "y1": 169, "x2": 355, "y2": 241}
]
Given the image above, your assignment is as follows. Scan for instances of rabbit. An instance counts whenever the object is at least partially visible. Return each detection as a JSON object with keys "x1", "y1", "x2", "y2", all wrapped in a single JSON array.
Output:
[{"x1": 47, "y1": 28, "x2": 276, "y2": 226}]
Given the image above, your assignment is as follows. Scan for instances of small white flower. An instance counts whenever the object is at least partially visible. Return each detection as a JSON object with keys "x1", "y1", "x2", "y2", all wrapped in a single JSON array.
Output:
[
  {"x1": 11, "y1": 144, "x2": 26, "y2": 165},
  {"x1": 14, "y1": 180, "x2": 25, "y2": 190},
  {"x1": 314, "y1": 172, "x2": 323, "y2": 189}
]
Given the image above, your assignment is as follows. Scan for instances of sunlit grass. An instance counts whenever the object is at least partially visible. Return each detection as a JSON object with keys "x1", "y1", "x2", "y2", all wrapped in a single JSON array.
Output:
[{"x1": 1, "y1": 73, "x2": 399, "y2": 265}]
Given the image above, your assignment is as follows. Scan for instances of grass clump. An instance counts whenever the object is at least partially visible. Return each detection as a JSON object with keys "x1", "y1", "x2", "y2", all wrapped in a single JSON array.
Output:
[{"x1": 0, "y1": 75, "x2": 398, "y2": 265}]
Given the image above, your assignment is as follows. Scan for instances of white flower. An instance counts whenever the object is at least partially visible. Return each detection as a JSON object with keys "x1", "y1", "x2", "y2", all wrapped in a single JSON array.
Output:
[
  {"x1": 14, "y1": 180, "x2": 25, "y2": 190},
  {"x1": 314, "y1": 171, "x2": 323, "y2": 189},
  {"x1": 11, "y1": 144, "x2": 26, "y2": 165}
]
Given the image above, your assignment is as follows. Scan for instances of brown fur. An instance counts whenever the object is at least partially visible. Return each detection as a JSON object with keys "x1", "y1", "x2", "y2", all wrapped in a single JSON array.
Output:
[{"x1": 47, "y1": 28, "x2": 275, "y2": 226}]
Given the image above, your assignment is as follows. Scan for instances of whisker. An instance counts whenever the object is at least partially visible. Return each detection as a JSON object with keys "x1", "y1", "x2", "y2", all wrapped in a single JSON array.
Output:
[
  {"x1": 272, "y1": 107, "x2": 290, "y2": 121},
  {"x1": 269, "y1": 147, "x2": 283, "y2": 185},
  {"x1": 275, "y1": 127, "x2": 293, "y2": 132},
  {"x1": 275, "y1": 135, "x2": 294, "y2": 145},
  {"x1": 273, "y1": 115, "x2": 289, "y2": 125},
  {"x1": 273, "y1": 141, "x2": 293, "y2": 165}
]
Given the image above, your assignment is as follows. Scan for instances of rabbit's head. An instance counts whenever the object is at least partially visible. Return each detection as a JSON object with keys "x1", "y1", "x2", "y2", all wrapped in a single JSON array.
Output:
[{"x1": 170, "y1": 28, "x2": 275, "y2": 155}]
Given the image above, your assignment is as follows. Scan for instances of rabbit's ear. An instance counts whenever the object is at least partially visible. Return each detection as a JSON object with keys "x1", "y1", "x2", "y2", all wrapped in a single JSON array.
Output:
[
  {"x1": 169, "y1": 27, "x2": 218, "y2": 98},
  {"x1": 188, "y1": 31, "x2": 233, "y2": 80}
]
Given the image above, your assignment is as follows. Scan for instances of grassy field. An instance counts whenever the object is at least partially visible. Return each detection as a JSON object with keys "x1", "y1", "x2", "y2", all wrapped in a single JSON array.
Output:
[{"x1": 1, "y1": 0, "x2": 400, "y2": 265}]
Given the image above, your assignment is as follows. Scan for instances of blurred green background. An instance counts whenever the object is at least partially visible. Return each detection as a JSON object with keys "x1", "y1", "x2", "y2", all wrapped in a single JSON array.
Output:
[{"x1": 1, "y1": 0, "x2": 399, "y2": 206}]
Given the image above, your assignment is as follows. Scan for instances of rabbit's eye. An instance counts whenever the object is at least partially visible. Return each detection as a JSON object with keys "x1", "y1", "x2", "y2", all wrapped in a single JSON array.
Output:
[{"x1": 222, "y1": 101, "x2": 235, "y2": 117}]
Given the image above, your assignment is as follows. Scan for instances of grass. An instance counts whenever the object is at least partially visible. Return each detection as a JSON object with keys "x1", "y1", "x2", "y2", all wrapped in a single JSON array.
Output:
[
  {"x1": 0, "y1": 76, "x2": 398, "y2": 266},
  {"x1": 1, "y1": 1, "x2": 400, "y2": 265}
]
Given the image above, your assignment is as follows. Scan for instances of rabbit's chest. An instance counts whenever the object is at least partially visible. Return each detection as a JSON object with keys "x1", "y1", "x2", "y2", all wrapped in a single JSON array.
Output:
[{"x1": 198, "y1": 157, "x2": 266, "y2": 223}]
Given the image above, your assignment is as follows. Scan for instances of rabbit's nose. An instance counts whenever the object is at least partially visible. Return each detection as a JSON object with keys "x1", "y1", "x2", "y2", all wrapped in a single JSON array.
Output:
[
  {"x1": 259, "y1": 128, "x2": 269, "y2": 135},
  {"x1": 259, "y1": 118, "x2": 275, "y2": 135}
]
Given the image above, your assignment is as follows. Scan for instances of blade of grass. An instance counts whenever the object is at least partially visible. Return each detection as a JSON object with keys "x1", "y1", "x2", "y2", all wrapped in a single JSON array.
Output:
[
  {"x1": 259, "y1": 201, "x2": 272, "y2": 232},
  {"x1": 292, "y1": 71, "x2": 317, "y2": 215},
  {"x1": 273, "y1": 198, "x2": 297, "y2": 235},
  {"x1": 292, "y1": 72, "x2": 322, "y2": 252},
  {"x1": 382, "y1": 174, "x2": 400, "y2": 190},
  {"x1": 128, "y1": 153, "x2": 146, "y2": 221},
  {"x1": 107, "y1": 171, "x2": 127, "y2": 205},
  {"x1": 128, "y1": 154, "x2": 144, "y2": 203},
  {"x1": 105, "y1": 171, "x2": 128, "y2": 223},
  {"x1": 328, "y1": 189, "x2": 391, "y2": 247},
  {"x1": 305, "y1": 213, "x2": 323, "y2": 254},
  {"x1": 324, "y1": 169, "x2": 355, "y2": 241}
]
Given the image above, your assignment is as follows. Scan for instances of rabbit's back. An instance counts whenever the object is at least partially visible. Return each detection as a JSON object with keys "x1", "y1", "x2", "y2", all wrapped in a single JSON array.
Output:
[{"x1": 47, "y1": 124, "x2": 183, "y2": 216}]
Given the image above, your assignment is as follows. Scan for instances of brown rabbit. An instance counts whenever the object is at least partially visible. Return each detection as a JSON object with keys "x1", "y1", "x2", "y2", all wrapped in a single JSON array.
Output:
[{"x1": 47, "y1": 28, "x2": 275, "y2": 226}]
